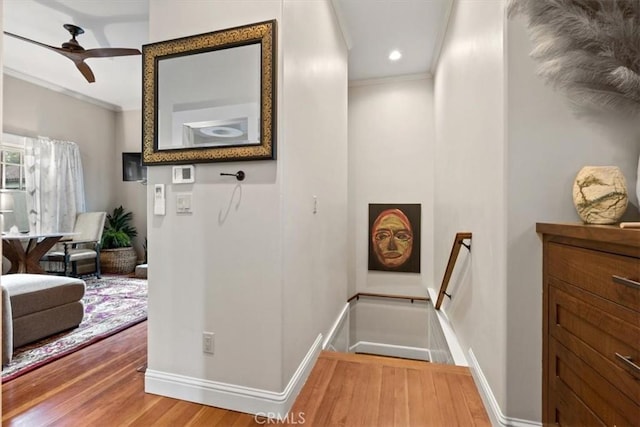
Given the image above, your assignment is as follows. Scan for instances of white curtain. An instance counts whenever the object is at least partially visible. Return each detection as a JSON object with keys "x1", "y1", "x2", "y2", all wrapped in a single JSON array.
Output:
[{"x1": 24, "y1": 137, "x2": 86, "y2": 233}]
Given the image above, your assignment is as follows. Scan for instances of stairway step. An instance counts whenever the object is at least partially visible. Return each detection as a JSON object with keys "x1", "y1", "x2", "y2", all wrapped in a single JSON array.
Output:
[{"x1": 320, "y1": 350, "x2": 470, "y2": 374}]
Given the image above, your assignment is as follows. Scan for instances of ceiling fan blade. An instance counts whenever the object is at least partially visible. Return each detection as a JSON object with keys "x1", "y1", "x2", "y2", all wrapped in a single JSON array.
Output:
[
  {"x1": 4, "y1": 31, "x2": 66, "y2": 54},
  {"x1": 5, "y1": 26, "x2": 139, "y2": 84},
  {"x1": 81, "y1": 48, "x2": 141, "y2": 59},
  {"x1": 74, "y1": 61, "x2": 95, "y2": 83}
]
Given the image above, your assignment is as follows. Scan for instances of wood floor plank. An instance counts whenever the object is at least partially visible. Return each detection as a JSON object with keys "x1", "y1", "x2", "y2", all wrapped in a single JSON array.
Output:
[
  {"x1": 378, "y1": 365, "x2": 396, "y2": 426},
  {"x1": 127, "y1": 397, "x2": 182, "y2": 426},
  {"x1": 446, "y1": 371, "x2": 476, "y2": 426},
  {"x1": 394, "y1": 367, "x2": 410, "y2": 427},
  {"x1": 286, "y1": 357, "x2": 338, "y2": 425},
  {"x1": 432, "y1": 370, "x2": 459, "y2": 425},
  {"x1": 327, "y1": 361, "x2": 360, "y2": 426},
  {"x1": 153, "y1": 400, "x2": 213, "y2": 426},
  {"x1": 2, "y1": 331, "x2": 146, "y2": 419},
  {"x1": 185, "y1": 406, "x2": 232, "y2": 426},
  {"x1": 343, "y1": 359, "x2": 380, "y2": 426},
  {"x1": 287, "y1": 356, "x2": 332, "y2": 419},
  {"x1": 214, "y1": 409, "x2": 246, "y2": 426},
  {"x1": 8, "y1": 348, "x2": 145, "y2": 425},
  {"x1": 419, "y1": 369, "x2": 445, "y2": 426},
  {"x1": 308, "y1": 359, "x2": 350, "y2": 426},
  {"x1": 407, "y1": 367, "x2": 427, "y2": 426},
  {"x1": 4, "y1": 352, "x2": 146, "y2": 425},
  {"x1": 456, "y1": 372, "x2": 492, "y2": 427},
  {"x1": 57, "y1": 365, "x2": 148, "y2": 425}
]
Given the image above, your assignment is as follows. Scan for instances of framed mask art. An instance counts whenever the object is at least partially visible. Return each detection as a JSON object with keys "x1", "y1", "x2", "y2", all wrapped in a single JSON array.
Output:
[{"x1": 368, "y1": 203, "x2": 421, "y2": 273}]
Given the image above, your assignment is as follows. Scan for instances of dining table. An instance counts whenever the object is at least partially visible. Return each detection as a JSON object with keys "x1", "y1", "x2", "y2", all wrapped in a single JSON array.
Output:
[{"x1": 2, "y1": 231, "x2": 76, "y2": 274}]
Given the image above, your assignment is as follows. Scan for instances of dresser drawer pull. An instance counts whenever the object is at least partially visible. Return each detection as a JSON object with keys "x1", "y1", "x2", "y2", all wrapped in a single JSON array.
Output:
[
  {"x1": 612, "y1": 275, "x2": 640, "y2": 289},
  {"x1": 615, "y1": 353, "x2": 640, "y2": 379}
]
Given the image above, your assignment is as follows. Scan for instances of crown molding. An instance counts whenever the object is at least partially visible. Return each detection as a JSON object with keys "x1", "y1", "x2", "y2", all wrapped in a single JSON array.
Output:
[
  {"x1": 329, "y1": 0, "x2": 353, "y2": 50},
  {"x1": 4, "y1": 67, "x2": 122, "y2": 112},
  {"x1": 430, "y1": 0, "x2": 455, "y2": 74}
]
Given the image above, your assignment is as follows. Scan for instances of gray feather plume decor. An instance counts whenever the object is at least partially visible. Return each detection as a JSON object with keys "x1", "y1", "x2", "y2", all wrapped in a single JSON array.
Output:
[{"x1": 508, "y1": 0, "x2": 640, "y2": 121}]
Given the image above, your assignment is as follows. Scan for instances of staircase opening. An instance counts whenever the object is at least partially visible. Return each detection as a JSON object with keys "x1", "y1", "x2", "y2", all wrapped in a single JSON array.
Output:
[{"x1": 326, "y1": 291, "x2": 467, "y2": 366}]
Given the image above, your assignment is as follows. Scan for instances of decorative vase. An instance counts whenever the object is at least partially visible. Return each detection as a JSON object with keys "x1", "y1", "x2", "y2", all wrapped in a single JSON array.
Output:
[{"x1": 572, "y1": 166, "x2": 628, "y2": 224}]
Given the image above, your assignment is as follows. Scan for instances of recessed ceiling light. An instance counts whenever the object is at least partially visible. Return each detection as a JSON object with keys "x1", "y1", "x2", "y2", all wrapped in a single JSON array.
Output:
[{"x1": 389, "y1": 50, "x2": 402, "y2": 61}]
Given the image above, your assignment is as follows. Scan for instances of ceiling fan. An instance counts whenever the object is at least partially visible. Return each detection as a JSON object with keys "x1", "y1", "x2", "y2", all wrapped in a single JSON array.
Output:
[{"x1": 4, "y1": 24, "x2": 141, "y2": 83}]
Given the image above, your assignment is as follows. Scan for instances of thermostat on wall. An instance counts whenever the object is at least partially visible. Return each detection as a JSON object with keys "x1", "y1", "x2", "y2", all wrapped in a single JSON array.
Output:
[{"x1": 172, "y1": 165, "x2": 195, "y2": 184}]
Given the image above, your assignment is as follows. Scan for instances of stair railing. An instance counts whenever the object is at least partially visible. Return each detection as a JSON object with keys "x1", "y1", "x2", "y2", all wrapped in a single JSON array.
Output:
[{"x1": 435, "y1": 232, "x2": 472, "y2": 309}]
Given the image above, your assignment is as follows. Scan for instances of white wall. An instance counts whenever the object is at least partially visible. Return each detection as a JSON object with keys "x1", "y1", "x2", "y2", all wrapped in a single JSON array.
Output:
[
  {"x1": 280, "y1": 0, "x2": 348, "y2": 383},
  {"x1": 350, "y1": 299, "x2": 429, "y2": 348},
  {"x1": 505, "y1": 15, "x2": 640, "y2": 422},
  {"x1": 146, "y1": 0, "x2": 347, "y2": 410},
  {"x1": 434, "y1": 2, "x2": 640, "y2": 423},
  {"x1": 115, "y1": 110, "x2": 147, "y2": 261},
  {"x1": 146, "y1": 0, "x2": 284, "y2": 393},
  {"x1": 348, "y1": 76, "x2": 435, "y2": 297},
  {"x1": 433, "y1": 0, "x2": 507, "y2": 419},
  {"x1": 3, "y1": 75, "x2": 117, "y2": 212}
]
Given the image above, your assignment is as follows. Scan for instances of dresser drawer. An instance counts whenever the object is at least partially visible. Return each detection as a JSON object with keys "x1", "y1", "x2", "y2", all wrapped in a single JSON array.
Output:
[
  {"x1": 549, "y1": 283, "x2": 640, "y2": 402},
  {"x1": 539, "y1": 223, "x2": 640, "y2": 426},
  {"x1": 549, "y1": 337, "x2": 640, "y2": 427},
  {"x1": 547, "y1": 242, "x2": 640, "y2": 312},
  {"x1": 551, "y1": 380, "x2": 604, "y2": 427}
]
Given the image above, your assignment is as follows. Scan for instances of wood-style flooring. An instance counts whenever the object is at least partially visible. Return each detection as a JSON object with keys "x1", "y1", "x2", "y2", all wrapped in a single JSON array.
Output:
[
  {"x1": 288, "y1": 351, "x2": 490, "y2": 426},
  {"x1": 2, "y1": 321, "x2": 490, "y2": 426}
]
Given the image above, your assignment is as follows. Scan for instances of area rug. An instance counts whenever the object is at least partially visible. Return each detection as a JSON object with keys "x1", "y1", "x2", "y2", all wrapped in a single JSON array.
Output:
[{"x1": 1, "y1": 275, "x2": 147, "y2": 383}]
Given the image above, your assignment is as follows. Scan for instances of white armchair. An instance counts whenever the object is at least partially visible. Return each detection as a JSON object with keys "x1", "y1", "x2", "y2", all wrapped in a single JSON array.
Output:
[{"x1": 43, "y1": 212, "x2": 107, "y2": 278}]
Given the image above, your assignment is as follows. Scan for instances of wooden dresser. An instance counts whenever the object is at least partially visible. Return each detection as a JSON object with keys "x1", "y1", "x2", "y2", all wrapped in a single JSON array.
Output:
[{"x1": 536, "y1": 223, "x2": 640, "y2": 426}]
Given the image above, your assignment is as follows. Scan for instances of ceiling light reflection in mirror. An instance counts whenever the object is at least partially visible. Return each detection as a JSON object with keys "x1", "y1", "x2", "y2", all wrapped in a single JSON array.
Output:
[{"x1": 182, "y1": 117, "x2": 252, "y2": 147}]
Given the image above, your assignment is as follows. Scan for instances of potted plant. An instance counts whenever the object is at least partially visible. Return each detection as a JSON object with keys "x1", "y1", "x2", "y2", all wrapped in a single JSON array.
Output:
[{"x1": 100, "y1": 206, "x2": 138, "y2": 274}]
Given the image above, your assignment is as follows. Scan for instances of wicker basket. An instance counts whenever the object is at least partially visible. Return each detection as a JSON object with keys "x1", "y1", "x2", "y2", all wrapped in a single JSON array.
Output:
[{"x1": 100, "y1": 247, "x2": 138, "y2": 274}]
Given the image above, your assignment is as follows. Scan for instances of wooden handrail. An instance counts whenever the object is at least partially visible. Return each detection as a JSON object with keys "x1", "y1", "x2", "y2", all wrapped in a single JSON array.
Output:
[
  {"x1": 436, "y1": 232, "x2": 472, "y2": 310},
  {"x1": 347, "y1": 292, "x2": 429, "y2": 304}
]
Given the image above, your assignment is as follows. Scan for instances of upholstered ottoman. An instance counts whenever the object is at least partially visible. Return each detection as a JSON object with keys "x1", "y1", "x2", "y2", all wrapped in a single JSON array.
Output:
[{"x1": 1, "y1": 274, "x2": 85, "y2": 366}]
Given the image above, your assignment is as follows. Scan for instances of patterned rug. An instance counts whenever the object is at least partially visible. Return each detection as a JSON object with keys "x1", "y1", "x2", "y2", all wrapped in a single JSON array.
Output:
[{"x1": 1, "y1": 275, "x2": 147, "y2": 383}]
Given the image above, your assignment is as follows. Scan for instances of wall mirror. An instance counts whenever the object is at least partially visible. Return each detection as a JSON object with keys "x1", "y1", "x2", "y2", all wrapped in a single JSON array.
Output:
[{"x1": 142, "y1": 20, "x2": 276, "y2": 165}]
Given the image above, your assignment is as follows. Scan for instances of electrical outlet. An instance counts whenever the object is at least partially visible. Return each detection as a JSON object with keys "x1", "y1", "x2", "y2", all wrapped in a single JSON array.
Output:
[{"x1": 203, "y1": 332, "x2": 214, "y2": 354}]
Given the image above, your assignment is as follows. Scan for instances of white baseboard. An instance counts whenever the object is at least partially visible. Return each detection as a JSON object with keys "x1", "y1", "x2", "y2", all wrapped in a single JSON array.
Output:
[
  {"x1": 145, "y1": 334, "x2": 323, "y2": 417},
  {"x1": 467, "y1": 349, "x2": 541, "y2": 427},
  {"x1": 322, "y1": 302, "x2": 349, "y2": 350},
  {"x1": 349, "y1": 341, "x2": 430, "y2": 361}
]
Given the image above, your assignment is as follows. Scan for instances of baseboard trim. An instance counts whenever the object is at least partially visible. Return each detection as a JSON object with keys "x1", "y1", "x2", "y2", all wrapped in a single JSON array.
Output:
[
  {"x1": 322, "y1": 302, "x2": 350, "y2": 350},
  {"x1": 145, "y1": 333, "x2": 323, "y2": 417},
  {"x1": 467, "y1": 349, "x2": 541, "y2": 427},
  {"x1": 349, "y1": 341, "x2": 430, "y2": 361}
]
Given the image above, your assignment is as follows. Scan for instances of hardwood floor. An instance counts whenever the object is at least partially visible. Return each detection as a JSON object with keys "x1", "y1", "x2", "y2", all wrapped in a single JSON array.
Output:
[
  {"x1": 286, "y1": 352, "x2": 490, "y2": 427},
  {"x1": 2, "y1": 322, "x2": 490, "y2": 426}
]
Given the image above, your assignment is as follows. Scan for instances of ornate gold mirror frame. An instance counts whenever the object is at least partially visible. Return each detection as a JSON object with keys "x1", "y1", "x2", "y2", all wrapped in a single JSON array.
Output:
[{"x1": 142, "y1": 20, "x2": 276, "y2": 165}]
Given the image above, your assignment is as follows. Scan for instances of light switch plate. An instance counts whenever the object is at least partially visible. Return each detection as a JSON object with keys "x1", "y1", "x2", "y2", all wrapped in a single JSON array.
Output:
[{"x1": 176, "y1": 193, "x2": 192, "y2": 213}]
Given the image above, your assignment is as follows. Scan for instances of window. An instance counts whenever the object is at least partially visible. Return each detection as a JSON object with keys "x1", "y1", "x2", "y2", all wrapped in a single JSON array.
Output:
[{"x1": 0, "y1": 135, "x2": 26, "y2": 190}]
